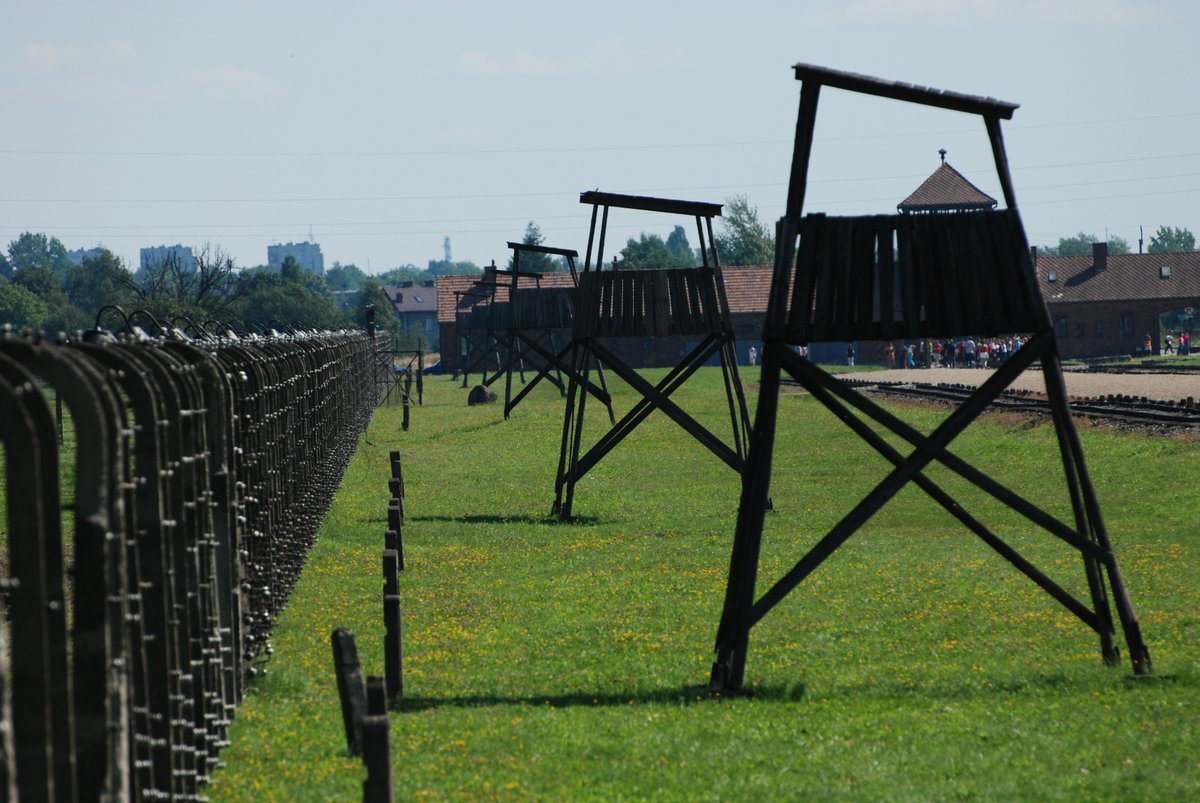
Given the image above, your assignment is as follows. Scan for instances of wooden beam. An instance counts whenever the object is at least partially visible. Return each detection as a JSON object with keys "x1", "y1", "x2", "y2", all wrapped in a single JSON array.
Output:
[
  {"x1": 793, "y1": 62, "x2": 1018, "y2": 119},
  {"x1": 580, "y1": 190, "x2": 722, "y2": 219}
]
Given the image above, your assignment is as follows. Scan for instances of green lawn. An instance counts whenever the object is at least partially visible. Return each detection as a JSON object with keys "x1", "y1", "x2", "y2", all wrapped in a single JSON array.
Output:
[{"x1": 208, "y1": 367, "x2": 1199, "y2": 801}]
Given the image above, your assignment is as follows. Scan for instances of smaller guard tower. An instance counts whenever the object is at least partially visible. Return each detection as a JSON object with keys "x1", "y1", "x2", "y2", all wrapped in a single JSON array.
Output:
[
  {"x1": 497, "y1": 242, "x2": 614, "y2": 420},
  {"x1": 553, "y1": 191, "x2": 753, "y2": 519},
  {"x1": 710, "y1": 63, "x2": 1150, "y2": 693},
  {"x1": 453, "y1": 267, "x2": 502, "y2": 387}
]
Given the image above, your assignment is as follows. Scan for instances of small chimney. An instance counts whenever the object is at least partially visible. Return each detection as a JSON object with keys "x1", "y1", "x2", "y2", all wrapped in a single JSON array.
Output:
[
  {"x1": 1092, "y1": 241, "x2": 1108, "y2": 271},
  {"x1": 1030, "y1": 245, "x2": 1038, "y2": 265}
]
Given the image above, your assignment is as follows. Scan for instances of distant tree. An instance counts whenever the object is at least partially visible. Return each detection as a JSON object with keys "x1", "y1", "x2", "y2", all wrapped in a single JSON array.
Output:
[
  {"x1": 0, "y1": 276, "x2": 50, "y2": 329},
  {"x1": 280, "y1": 255, "x2": 303, "y2": 283},
  {"x1": 665, "y1": 225, "x2": 697, "y2": 267},
  {"x1": 64, "y1": 249, "x2": 137, "y2": 317},
  {"x1": 620, "y1": 233, "x2": 668, "y2": 268},
  {"x1": 375, "y1": 265, "x2": 423, "y2": 286},
  {"x1": 232, "y1": 264, "x2": 347, "y2": 331},
  {"x1": 0, "y1": 251, "x2": 11, "y2": 279},
  {"x1": 1040, "y1": 233, "x2": 1091, "y2": 256},
  {"x1": 1040, "y1": 232, "x2": 1129, "y2": 257},
  {"x1": 509, "y1": 221, "x2": 558, "y2": 273},
  {"x1": 12, "y1": 264, "x2": 61, "y2": 298},
  {"x1": 350, "y1": 277, "x2": 407, "y2": 343},
  {"x1": 426, "y1": 259, "x2": 481, "y2": 276},
  {"x1": 7, "y1": 231, "x2": 73, "y2": 287},
  {"x1": 131, "y1": 243, "x2": 244, "y2": 321},
  {"x1": 10, "y1": 264, "x2": 89, "y2": 334},
  {"x1": 325, "y1": 261, "x2": 368, "y2": 291},
  {"x1": 714, "y1": 195, "x2": 774, "y2": 266},
  {"x1": 1148, "y1": 225, "x2": 1196, "y2": 253}
]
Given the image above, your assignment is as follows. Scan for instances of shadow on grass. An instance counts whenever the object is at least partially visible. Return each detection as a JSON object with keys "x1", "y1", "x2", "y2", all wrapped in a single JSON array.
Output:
[
  {"x1": 390, "y1": 669, "x2": 1193, "y2": 713},
  {"x1": 408, "y1": 513, "x2": 601, "y2": 526},
  {"x1": 392, "y1": 682, "x2": 804, "y2": 713},
  {"x1": 791, "y1": 668, "x2": 1192, "y2": 703}
]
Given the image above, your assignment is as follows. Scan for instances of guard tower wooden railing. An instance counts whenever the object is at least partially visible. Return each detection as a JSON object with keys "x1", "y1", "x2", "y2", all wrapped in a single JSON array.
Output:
[
  {"x1": 710, "y1": 63, "x2": 1151, "y2": 693},
  {"x1": 553, "y1": 191, "x2": 754, "y2": 519},
  {"x1": 498, "y1": 242, "x2": 615, "y2": 420}
]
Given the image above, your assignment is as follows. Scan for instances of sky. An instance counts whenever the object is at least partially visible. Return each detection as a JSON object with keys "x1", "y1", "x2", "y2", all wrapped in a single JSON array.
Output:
[{"x1": 3, "y1": 0, "x2": 1198, "y2": 274}]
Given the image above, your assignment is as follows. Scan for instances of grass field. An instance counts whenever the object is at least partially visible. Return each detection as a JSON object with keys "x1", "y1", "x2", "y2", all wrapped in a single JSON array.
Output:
[{"x1": 208, "y1": 366, "x2": 1199, "y2": 801}]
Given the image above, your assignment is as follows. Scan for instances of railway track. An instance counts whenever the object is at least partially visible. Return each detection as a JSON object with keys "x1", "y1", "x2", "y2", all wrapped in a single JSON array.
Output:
[{"x1": 837, "y1": 379, "x2": 1200, "y2": 430}]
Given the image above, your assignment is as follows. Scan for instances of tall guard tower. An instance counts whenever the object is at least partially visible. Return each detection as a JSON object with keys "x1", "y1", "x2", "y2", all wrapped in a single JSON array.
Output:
[{"x1": 710, "y1": 64, "x2": 1151, "y2": 693}]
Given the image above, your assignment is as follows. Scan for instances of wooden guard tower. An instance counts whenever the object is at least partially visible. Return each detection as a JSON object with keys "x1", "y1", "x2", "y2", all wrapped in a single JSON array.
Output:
[
  {"x1": 498, "y1": 242, "x2": 615, "y2": 420},
  {"x1": 710, "y1": 64, "x2": 1151, "y2": 693},
  {"x1": 553, "y1": 191, "x2": 754, "y2": 519},
  {"x1": 454, "y1": 266, "x2": 501, "y2": 386}
]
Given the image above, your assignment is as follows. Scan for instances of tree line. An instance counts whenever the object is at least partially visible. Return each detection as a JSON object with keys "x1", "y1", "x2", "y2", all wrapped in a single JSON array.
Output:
[
  {"x1": 3, "y1": 211, "x2": 1191, "y2": 341},
  {"x1": 0, "y1": 232, "x2": 480, "y2": 348},
  {"x1": 1036, "y1": 226, "x2": 1196, "y2": 257}
]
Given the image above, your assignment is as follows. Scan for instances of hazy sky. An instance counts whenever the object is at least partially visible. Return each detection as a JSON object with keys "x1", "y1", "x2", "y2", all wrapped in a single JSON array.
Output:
[{"x1": 3, "y1": 0, "x2": 1198, "y2": 273}]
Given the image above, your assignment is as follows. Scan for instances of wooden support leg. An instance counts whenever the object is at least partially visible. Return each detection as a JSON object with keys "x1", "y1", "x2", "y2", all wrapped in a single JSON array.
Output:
[
  {"x1": 553, "y1": 341, "x2": 587, "y2": 519},
  {"x1": 1039, "y1": 341, "x2": 1151, "y2": 673},
  {"x1": 712, "y1": 343, "x2": 784, "y2": 692}
]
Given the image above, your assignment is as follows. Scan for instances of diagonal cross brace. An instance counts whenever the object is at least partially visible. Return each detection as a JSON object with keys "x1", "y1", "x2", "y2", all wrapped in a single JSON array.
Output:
[
  {"x1": 748, "y1": 331, "x2": 1058, "y2": 628},
  {"x1": 576, "y1": 337, "x2": 743, "y2": 479},
  {"x1": 785, "y1": 348, "x2": 1104, "y2": 633},
  {"x1": 575, "y1": 335, "x2": 727, "y2": 475},
  {"x1": 793, "y1": 341, "x2": 1112, "y2": 562}
]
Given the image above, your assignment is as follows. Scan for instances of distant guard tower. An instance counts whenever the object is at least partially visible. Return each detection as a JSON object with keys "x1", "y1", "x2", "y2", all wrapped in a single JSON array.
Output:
[
  {"x1": 553, "y1": 191, "x2": 753, "y2": 519},
  {"x1": 710, "y1": 64, "x2": 1150, "y2": 693},
  {"x1": 498, "y1": 242, "x2": 614, "y2": 420}
]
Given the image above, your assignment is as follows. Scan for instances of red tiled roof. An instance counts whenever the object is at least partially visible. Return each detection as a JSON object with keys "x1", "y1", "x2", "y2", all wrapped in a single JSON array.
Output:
[
  {"x1": 1037, "y1": 251, "x2": 1200, "y2": 304},
  {"x1": 383, "y1": 283, "x2": 438, "y2": 313},
  {"x1": 899, "y1": 162, "x2": 997, "y2": 212},
  {"x1": 720, "y1": 265, "x2": 774, "y2": 314}
]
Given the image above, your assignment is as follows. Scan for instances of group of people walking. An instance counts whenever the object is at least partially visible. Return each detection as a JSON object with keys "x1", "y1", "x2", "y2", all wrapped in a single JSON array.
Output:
[
  {"x1": 884, "y1": 337, "x2": 1025, "y2": 370},
  {"x1": 1161, "y1": 330, "x2": 1193, "y2": 356},
  {"x1": 745, "y1": 329, "x2": 1192, "y2": 370}
]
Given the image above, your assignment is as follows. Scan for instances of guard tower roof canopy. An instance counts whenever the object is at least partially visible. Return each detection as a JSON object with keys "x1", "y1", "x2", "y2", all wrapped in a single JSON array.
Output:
[
  {"x1": 506, "y1": 241, "x2": 579, "y2": 259},
  {"x1": 792, "y1": 63, "x2": 1019, "y2": 119},
  {"x1": 580, "y1": 191, "x2": 722, "y2": 218}
]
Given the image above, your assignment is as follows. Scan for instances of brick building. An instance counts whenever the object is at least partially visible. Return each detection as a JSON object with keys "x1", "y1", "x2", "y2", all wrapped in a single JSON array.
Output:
[
  {"x1": 1035, "y1": 243, "x2": 1200, "y2": 358},
  {"x1": 382, "y1": 280, "x2": 439, "y2": 346}
]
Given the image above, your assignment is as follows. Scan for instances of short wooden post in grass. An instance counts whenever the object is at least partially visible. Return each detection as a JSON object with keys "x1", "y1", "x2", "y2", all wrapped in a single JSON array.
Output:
[
  {"x1": 331, "y1": 628, "x2": 368, "y2": 756},
  {"x1": 382, "y1": 550, "x2": 403, "y2": 701},
  {"x1": 415, "y1": 352, "x2": 423, "y2": 405},
  {"x1": 387, "y1": 498, "x2": 404, "y2": 535},
  {"x1": 389, "y1": 451, "x2": 404, "y2": 499},
  {"x1": 385, "y1": 527, "x2": 404, "y2": 572},
  {"x1": 361, "y1": 676, "x2": 393, "y2": 803},
  {"x1": 388, "y1": 481, "x2": 404, "y2": 523}
]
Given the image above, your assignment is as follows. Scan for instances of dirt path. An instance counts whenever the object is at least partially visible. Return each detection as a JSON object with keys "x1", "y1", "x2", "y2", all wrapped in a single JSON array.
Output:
[{"x1": 840, "y1": 367, "x2": 1199, "y2": 402}]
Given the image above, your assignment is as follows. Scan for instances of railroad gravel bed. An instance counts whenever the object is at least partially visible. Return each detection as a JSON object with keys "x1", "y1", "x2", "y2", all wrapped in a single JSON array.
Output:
[{"x1": 841, "y1": 367, "x2": 1199, "y2": 403}]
